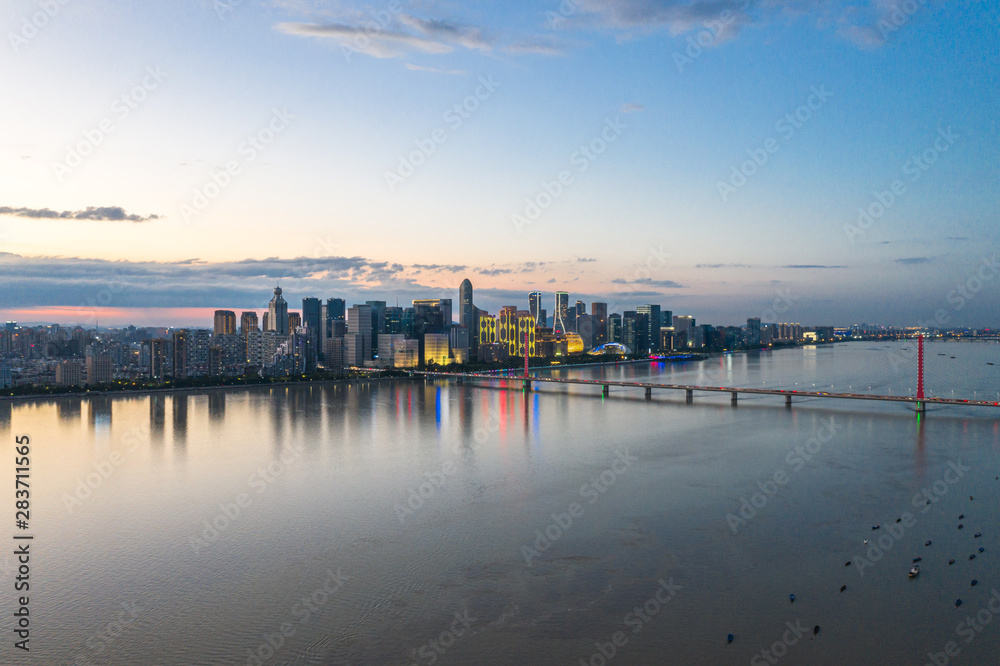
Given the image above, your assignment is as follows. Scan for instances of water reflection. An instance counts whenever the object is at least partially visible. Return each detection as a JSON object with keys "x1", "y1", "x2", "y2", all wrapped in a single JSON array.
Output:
[
  {"x1": 173, "y1": 395, "x2": 188, "y2": 448},
  {"x1": 57, "y1": 397, "x2": 82, "y2": 422},
  {"x1": 150, "y1": 395, "x2": 166, "y2": 445},
  {"x1": 88, "y1": 396, "x2": 113, "y2": 432},
  {"x1": 208, "y1": 392, "x2": 225, "y2": 423}
]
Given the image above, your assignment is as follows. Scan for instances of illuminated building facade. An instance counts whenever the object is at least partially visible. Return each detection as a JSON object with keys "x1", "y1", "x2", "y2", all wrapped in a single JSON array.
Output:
[
  {"x1": 213, "y1": 310, "x2": 236, "y2": 336},
  {"x1": 554, "y1": 292, "x2": 569, "y2": 335}
]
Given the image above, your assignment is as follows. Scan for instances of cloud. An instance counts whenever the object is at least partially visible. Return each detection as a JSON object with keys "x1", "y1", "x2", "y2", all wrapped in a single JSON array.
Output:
[
  {"x1": 696, "y1": 262, "x2": 752, "y2": 268},
  {"x1": 477, "y1": 268, "x2": 514, "y2": 276},
  {"x1": 611, "y1": 277, "x2": 685, "y2": 288},
  {"x1": 276, "y1": 22, "x2": 453, "y2": 58},
  {"x1": 277, "y1": 12, "x2": 494, "y2": 60},
  {"x1": 781, "y1": 264, "x2": 846, "y2": 269},
  {"x1": 504, "y1": 38, "x2": 567, "y2": 56},
  {"x1": 620, "y1": 102, "x2": 645, "y2": 113},
  {"x1": 894, "y1": 256, "x2": 932, "y2": 265},
  {"x1": 410, "y1": 263, "x2": 468, "y2": 272},
  {"x1": 947, "y1": 236, "x2": 969, "y2": 242},
  {"x1": 0, "y1": 206, "x2": 159, "y2": 222},
  {"x1": 577, "y1": 257, "x2": 597, "y2": 263},
  {"x1": 405, "y1": 63, "x2": 467, "y2": 75},
  {"x1": 572, "y1": 0, "x2": 755, "y2": 41}
]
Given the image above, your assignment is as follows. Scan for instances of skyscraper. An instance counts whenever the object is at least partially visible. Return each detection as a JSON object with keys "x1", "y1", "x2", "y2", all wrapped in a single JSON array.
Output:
[
  {"x1": 554, "y1": 292, "x2": 569, "y2": 335},
  {"x1": 347, "y1": 305, "x2": 372, "y2": 362},
  {"x1": 240, "y1": 311, "x2": 259, "y2": 334},
  {"x1": 637, "y1": 305, "x2": 661, "y2": 353},
  {"x1": 528, "y1": 292, "x2": 542, "y2": 323},
  {"x1": 302, "y1": 298, "x2": 321, "y2": 335},
  {"x1": 287, "y1": 312, "x2": 301, "y2": 331},
  {"x1": 591, "y1": 302, "x2": 608, "y2": 346},
  {"x1": 213, "y1": 310, "x2": 236, "y2": 336},
  {"x1": 459, "y1": 279, "x2": 475, "y2": 329},
  {"x1": 413, "y1": 299, "x2": 452, "y2": 327},
  {"x1": 172, "y1": 329, "x2": 188, "y2": 379},
  {"x1": 267, "y1": 286, "x2": 289, "y2": 335},
  {"x1": 746, "y1": 317, "x2": 761, "y2": 347},
  {"x1": 366, "y1": 300, "x2": 386, "y2": 360}
]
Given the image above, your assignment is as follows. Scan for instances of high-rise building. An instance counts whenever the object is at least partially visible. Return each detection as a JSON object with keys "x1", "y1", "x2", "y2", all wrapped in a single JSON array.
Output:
[
  {"x1": 214, "y1": 310, "x2": 236, "y2": 336},
  {"x1": 55, "y1": 360, "x2": 82, "y2": 386},
  {"x1": 529, "y1": 292, "x2": 542, "y2": 323},
  {"x1": 746, "y1": 317, "x2": 761, "y2": 347},
  {"x1": 591, "y1": 303, "x2": 608, "y2": 346},
  {"x1": 385, "y1": 306, "x2": 403, "y2": 335},
  {"x1": 459, "y1": 280, "x2": 475, "y2": 329},
  {"x1": 326, "y1": 298, "x2": 345, "y2": 323},
  {"x1": 347, "y1": 305, "x2": 372, "y2": 362},
  {"x1": 554, "y1": 292, "x2": 569, "y2": 335},
  {"x1": 609, "y1": 313, "x2": 622, "y2": 345},
  {"x1": 208, "y1": 346, "x2": 223, "y2": 377},
  {"x1": 172, "y1": 330, "x2": 188, "y2": 379},
  {"x1": 149, "y1": 338, "x2": 166, "y2": 380},
  {"x1": 86, "y1": 354, "x2": 113, "y2": 385},
  {"x1": 366, "y1": 300, "x2": 386, "y2": 360},
  {"x1": 302, "y1": 298, "x2": 321, "y2": 336},
  {"x1": 423, "y1": 333, "x2": 450, "y2": 366},
  {"x1": 570, "y1": 301, "x2": 587, "y2": 332},
  {"x1": 267, "y1": 286, "x2": 289, "y2": 335},
  {"x1": 637, "y1": 305, "x2": 661, "y2": 353},
  {"x1": 240, "y1": 311, "x2": 259, "y2": 334},
  {"x1": 287, "y1": 312, "x2": 301, "y2": 331},
  {"x1": 413, "y1": 299, "x2": 452, "y2": 327}
]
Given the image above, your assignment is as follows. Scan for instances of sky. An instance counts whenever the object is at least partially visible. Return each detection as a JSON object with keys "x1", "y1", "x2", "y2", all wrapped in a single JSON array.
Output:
[{"x1": 1, "y1": 0, "x2": 997, "y2": 328}]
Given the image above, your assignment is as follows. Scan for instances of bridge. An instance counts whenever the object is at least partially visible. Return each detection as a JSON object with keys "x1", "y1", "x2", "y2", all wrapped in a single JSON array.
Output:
[{"x1": 413, "y1": 336, "x2": 1000, "y2": 415}]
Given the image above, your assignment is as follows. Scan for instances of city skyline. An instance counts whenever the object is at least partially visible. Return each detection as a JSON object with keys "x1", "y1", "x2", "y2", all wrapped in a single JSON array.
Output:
[{"x1": 2, "y1": 2, "x2": 998, "y2": 328}]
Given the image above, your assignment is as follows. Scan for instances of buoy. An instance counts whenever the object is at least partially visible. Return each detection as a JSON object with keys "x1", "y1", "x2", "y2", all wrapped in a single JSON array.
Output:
[
  {"x1": 845, "y1": 561, "x2": 851, "y2": 567},
  {"x1": 913, "y1": 557, "x2": 922, "y2": 563},
  {"x1": 813, "y1": 625, "x2": 820, "y2": 635},
  {"x1": 979, "y1": 547, "x2": 984, "y2": 553},
  {"x1": 975, "y1": 533, "x2": 982, "y2": 538},
  {"x1": 896, "y1": 518, "x2": 902, "y2": 523},
  {"x1": 727, "y1": 634, "x2": 734, "y2": 644},
  {"x1": 960, "y1": 514, "x2": 965, "y2": 519},
  {"x1": 959, "y1": 524, "x2": 965, "y2": 529},
  {"x1": 970, "y1": 554, "x2": 976, "y2": 560},
  {"x1": 925, "y1": 540, "x2": 932, "y2": 546},
  {"x1": 956, "y1": 599, "x2": 963, "y2": 607},
  {"x1": 949, "y1": 559, "x2": 955, "y2": 565},
  {"x1": 840, "y1": 585, "x2": 847, "y2": 592},
  {"x1": 872, "y1": 525, "x2": 880, "y2": 530},
  {"x1": 789, "y1": 594, "x2": 795, "y2": 603},
  {"x1": 972, "y1": 580, "x2": 978, "y2": 587}
]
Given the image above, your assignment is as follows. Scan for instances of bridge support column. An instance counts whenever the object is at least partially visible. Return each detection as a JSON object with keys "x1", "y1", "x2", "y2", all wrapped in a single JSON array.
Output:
[
  {"x1": 731, "y1": 392, "x2": 739, "y2": 406},
  {"x1": 785, "y1": 394, "x2": 792, "y2": 408},
  {"x1": 645, "y1": 387, "x2": 652, "y2": 400},
  {"x1": 686, "y1": 389, "x2": 693, "y2": 404},
  {"x1": 916, "y1": 401, "x2": 926, "y2": 415},
  {"x1": 523, "y1": 380, "x2": 531, "y2": 392},
  {"x1": 602, "y1": 385, "x2": 610, "y2": 397}
]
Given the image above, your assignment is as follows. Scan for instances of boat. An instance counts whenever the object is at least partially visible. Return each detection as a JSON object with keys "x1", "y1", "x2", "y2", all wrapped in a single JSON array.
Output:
[{"x1": 908, "y1": 566, "x2": 920, "y2": 578}]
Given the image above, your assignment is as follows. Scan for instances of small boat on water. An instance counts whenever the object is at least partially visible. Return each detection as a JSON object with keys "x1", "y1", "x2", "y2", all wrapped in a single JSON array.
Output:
[{"x1": 909, "y1": 566, "x2": 920, "y2": 578}]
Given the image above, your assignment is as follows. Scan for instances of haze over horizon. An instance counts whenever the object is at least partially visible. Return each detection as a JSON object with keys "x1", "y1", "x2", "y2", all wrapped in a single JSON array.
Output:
[{"x1": 2, "y1": 0, "x2": 998, "y2": 327}]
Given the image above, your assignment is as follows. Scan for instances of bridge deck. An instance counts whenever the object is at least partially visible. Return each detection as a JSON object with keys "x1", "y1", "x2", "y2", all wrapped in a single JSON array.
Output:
[{"x1": 413, "y1": 371, "x2": 1000, "y2": 408}]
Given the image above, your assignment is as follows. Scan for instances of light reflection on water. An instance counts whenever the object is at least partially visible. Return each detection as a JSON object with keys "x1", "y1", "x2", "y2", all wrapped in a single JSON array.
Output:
[{"x1": 1, "y1": 341, "x2": 998, "y2": 665}]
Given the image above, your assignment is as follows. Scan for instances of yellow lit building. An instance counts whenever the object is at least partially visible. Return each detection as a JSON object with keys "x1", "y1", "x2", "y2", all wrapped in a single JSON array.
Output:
[{"x1": 423, "y1": 334, "x2": 450, "y2": 366}]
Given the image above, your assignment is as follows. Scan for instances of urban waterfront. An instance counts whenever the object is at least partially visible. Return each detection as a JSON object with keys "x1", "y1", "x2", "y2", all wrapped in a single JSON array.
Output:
[{"x1": 2, "y1": 341, "x2": 999, "y2": 665}]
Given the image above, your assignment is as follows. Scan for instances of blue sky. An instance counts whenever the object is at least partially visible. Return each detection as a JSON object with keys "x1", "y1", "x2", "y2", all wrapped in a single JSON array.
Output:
[{"x1": 1, "y1": 0, "x2": 997, "y2": 326}]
